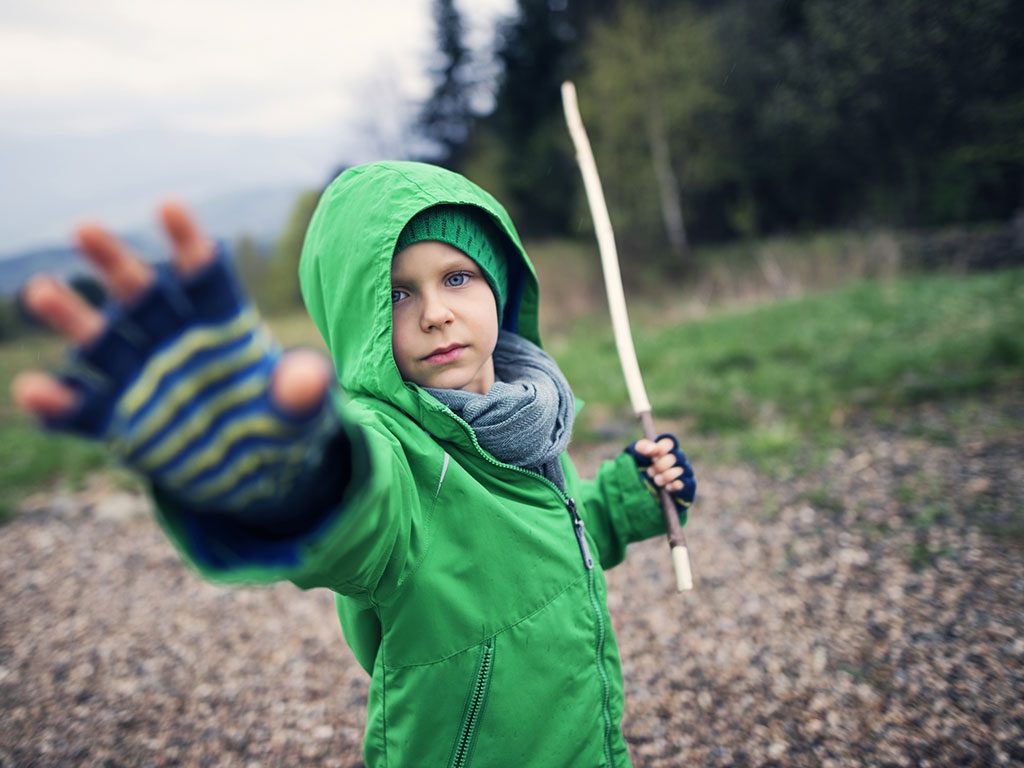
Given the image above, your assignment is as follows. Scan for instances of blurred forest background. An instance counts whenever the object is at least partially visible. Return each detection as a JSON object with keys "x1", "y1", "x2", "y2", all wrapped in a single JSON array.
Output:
[
  {"x1": 229, "y1": 0, "x2": 1024, "y2": 314},
  {"x1": 0, "y1": 0, "x2": 1021, "y2": 320}
]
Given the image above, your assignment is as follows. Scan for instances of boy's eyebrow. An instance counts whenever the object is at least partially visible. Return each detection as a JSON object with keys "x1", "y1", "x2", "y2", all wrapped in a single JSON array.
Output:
[{"x1": 390, "y1": 252, "x2": 480, "y2": 283}]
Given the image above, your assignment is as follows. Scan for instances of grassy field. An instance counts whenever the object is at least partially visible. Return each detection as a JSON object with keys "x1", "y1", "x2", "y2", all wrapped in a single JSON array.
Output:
[
  {"x1": 552, "y1": 267, "x2": 1024, "y2": 467},
  {"x1": 0, "y1": 257, "x2": 1021, "y2": 522}
]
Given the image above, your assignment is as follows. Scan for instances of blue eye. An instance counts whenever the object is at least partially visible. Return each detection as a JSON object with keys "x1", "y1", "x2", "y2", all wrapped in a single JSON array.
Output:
[
  {"x1": 391, "y1": 289, "x2": 408, "y2": 304},
  {"x1": 446, "y1": 272, "x2": 470, "y2": 287}
]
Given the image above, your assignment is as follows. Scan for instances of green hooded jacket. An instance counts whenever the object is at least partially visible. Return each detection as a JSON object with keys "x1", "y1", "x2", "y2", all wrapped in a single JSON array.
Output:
[{"x1": 155, "y1": 161, "x2": 677, "y2": 767}]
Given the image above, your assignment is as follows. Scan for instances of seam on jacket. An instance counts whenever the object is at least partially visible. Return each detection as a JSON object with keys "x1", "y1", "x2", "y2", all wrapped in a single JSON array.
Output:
[
  {"x1": 382, "y1": 570, "x2": 589, "y2": 671},
  {"x1": 382, "y1": 645, "x2": 389, "y2": 768},
  {"x1": 384, "y1": 164, "x2": 491, "y2": 213}
]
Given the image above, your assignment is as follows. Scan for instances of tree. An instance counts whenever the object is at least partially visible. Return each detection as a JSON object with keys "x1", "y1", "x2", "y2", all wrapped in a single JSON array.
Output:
[
  {"x1": 486, "y1": 0, "x2": 590, "y2": 235},
  {"x1": 416, "y1": 0, "x2": 476, "y2": 168},
  {"x1": 475, "y1": 0, "x2": 1022, "y2": 239},
  {"x1": 263, "y1": 190, "x2": 322, "y2": 315},
  {"x1": 578, "y1": 4, "x2": 727, "y2": 259},
  {"x1": 716, "y1": 0, "x2": 1024, "y2": 229}
]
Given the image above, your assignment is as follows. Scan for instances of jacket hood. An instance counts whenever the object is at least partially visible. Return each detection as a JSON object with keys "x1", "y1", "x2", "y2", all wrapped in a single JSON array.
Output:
[{"x1": 299, "y1": 161, "x2": 541, "y2": 426}]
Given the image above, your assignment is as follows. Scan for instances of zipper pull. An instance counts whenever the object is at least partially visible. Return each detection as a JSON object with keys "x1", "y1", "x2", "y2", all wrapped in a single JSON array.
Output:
[{"x1": 567, "y1": 498, "x2": 595, "y2": 570}]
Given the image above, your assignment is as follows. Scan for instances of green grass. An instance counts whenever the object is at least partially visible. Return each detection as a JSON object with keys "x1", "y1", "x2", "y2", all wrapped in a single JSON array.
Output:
[
  {"x1": 553, "y1": 267, "x2": 1024, "y2": 472},
  {"x1": 1, "y1": 265, "x2": 1021, "y2": 522}
]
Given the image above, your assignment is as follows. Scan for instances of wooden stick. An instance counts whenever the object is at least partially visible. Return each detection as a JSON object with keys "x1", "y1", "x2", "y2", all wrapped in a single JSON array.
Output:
[{"x1": 560, "y1": 80, "x2": 693, "y2": 592}]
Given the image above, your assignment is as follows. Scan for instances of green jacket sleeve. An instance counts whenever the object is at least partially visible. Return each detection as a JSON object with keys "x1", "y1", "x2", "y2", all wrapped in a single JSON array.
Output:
[
  {"x1": 575, "y1": 450, "x2": 680, "y2": 570},
  {"x1": 151, "y1": 403, "x2": 421, "y2": 598}
]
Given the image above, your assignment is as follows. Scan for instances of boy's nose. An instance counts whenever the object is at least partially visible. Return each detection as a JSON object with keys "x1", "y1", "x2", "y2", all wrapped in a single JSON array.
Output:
[{"x1": 420, "y1": 294, "x2": 455, "y2": 330}]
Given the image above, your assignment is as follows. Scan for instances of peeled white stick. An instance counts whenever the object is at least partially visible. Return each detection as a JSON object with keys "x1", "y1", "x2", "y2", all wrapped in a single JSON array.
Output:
[{"x1": 561, "y1": 80, "x2": 693, "y2": 593}]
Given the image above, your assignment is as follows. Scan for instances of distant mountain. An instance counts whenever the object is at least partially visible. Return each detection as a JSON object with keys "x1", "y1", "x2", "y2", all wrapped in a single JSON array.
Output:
[
  {"x1": 0, "y1": 234, "x2": 162, "y2": 298},
  {"x1": 0, "y1": 244, "x2": 92, "y2": 296},
  {"x1": 0, "y1": 185, "x2": 306, "y2": 297}
]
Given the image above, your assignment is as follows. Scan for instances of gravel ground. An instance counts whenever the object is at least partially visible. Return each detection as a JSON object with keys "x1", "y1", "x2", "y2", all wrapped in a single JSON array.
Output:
[{"x1": 2, "y1": 403, "x2": 1022, "y2": 767}]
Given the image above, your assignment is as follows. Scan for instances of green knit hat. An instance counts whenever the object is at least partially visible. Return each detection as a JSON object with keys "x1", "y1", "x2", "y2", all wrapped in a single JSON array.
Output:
[{"x1": 394, "y1": 204, "x2": 509, "y2": 320}]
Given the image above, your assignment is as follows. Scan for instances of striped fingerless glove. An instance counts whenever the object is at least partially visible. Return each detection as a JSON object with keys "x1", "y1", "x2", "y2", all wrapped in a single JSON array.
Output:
[
  {"x1": 47, "y1": 247, "x2": 347, "y2": 516},
  {"x1": 625, "y1": 433, "x2": 696, "y2": 520}
]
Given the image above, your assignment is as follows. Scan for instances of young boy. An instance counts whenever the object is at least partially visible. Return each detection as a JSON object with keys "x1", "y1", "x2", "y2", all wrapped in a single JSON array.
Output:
[{"x1": 13, "y1": 161, "x2": 695, "y2": 767}]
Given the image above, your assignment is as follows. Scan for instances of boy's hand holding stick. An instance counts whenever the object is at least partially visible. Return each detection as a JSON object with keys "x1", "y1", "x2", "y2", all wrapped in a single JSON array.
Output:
[{"x1": 561, "y1": 81, "x2": 694, "y2": 592}]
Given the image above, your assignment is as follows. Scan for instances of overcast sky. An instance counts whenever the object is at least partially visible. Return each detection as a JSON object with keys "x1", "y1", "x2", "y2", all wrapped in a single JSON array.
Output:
[{"x1": 0, "y1": 0, "x2": 515, "y2": 254}]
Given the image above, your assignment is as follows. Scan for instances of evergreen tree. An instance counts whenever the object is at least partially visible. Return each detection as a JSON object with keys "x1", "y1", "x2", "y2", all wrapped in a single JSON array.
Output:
[
  {"x1": 717, "y1": 0, "x2": 1024, "y2": 229},
  {"x1": 486, "y1": 0, "x2": 589, "y2": 235},
  {"x1": 416, "y1": 0, "x2": 475, "y2": 168},
  {"x1": 474, "y1": 0, "x2": 1022, "y2": 237}
]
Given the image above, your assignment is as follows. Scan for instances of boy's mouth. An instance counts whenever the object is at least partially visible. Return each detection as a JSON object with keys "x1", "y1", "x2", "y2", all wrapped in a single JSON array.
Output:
[{"x1": 423, "y1": 344, "x2": 466, "y2": 364}]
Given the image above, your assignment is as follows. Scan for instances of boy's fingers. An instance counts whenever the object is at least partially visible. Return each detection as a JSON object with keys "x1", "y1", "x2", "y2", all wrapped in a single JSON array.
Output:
[
  {"x1": 635, "y1": 437, "x2": 676, "y2": 460},
  {"x1": 75, "y1": 224, "x2": 154, "y2": 301},
  {"x1": 11, "y1": 371, "x2": 78, "y2": 418},
  {"x1": 160, "y1": 201, "x2": 216, "y2": 276},
  {"x1": 650, "y1": 465, "x2": 685, "y2": 486},
  {"x1": 633, "y1": 438, "x2": 658, "y2": 456},
  {"x1": 21, "y1": 275, "x2": 106, "y2": 345},
  {"x1": 270, "y1": 348, "x2": 334, "y2": 418},
  {"x1": 651, "y1": 451, "x2": 680, "y2": 475}
]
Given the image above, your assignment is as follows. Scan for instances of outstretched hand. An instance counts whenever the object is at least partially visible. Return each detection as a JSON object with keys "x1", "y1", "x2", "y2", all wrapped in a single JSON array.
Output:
[
  {"x1": 10, "y1": 202, "x2": 343, "y2": 515},
  {"x1": 11, "y1": 203, "x2": 331, "y2": 423}
]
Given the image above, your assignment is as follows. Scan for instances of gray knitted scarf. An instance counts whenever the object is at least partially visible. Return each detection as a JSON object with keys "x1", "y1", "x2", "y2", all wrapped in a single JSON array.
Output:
[{"x1": 426, "y1": 331, "x2": 575, "y2": 489}]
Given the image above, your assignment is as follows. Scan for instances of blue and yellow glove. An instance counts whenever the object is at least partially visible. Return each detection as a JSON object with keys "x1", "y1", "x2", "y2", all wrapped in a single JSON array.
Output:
[
  {"x1": 45, "y1": 247, "x2": 348, "y2": 518},
  {"x1": 625, "y1": 433, "x2": 696, "y2": 519}
]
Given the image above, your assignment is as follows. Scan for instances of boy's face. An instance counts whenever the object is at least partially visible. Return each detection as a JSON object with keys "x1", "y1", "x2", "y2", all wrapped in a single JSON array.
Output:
[{"x1": 391, "y1": 241, "x2": 499, "y2": 395}]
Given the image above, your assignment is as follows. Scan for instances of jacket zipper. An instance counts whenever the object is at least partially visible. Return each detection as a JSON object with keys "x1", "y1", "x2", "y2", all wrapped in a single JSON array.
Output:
[
  {"x1": 567, "y1": 497, "x2": 594, "y2": 570},
  {"x1": 448, "y1": 638, "x2": 495, "y2": 768},
  {"x1": 586, "y1": 565, "x2": 615, "y2": 767},
  {"x1": 446, "y1": 413, "x2": 613, "y2": 765},
  {"x1": 448, "y1": 414, "x2": 596, "y2": 571}
]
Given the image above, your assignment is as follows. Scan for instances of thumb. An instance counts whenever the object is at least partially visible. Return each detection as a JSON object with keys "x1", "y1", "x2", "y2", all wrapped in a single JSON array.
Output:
[{"x1": 269, "y1": 348, "x2": 334, "y2": 418}]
